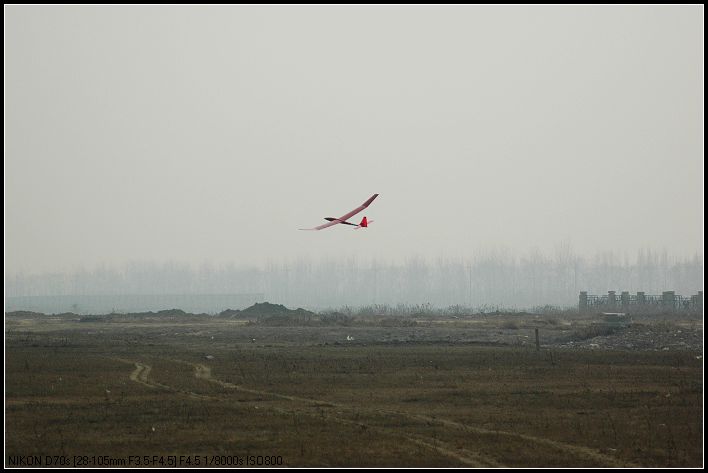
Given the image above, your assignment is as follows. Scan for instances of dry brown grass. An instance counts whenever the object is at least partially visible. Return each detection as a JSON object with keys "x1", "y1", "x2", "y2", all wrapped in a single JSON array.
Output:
[{"x1": 5, "y1": 315, "x2": 703, "y2": 467}]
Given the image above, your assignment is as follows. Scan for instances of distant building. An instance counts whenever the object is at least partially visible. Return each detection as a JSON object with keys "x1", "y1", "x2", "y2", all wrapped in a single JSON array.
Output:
[{"x1": 579, "y1": 291, "x2": 702, "y2": 314}]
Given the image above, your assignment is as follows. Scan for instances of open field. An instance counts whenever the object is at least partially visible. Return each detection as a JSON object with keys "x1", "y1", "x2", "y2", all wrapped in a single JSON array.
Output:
[{"x1": 5, "y1": 310, "x2": 703, "y2": 467}]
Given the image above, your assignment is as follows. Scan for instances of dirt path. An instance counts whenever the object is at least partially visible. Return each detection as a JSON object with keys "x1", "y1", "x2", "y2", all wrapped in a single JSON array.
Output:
[
  {"x1": 118, "y1": 357, "x2": 635, "y2": 467},
  {"x1": 184, "y1": 360, "x2": 635, "y2": 468},
  {"x1": 403, "y1": 436, "x2": 504, "y2": 468},
  {"x1": 116, "y1": 358, "x2": 213, "y2": 400},
  {"x1": 128, "y1": 362, "x2": 154, "y2": 388},
  {"x1": 180, "y1": 360, "x2": 498, "y2": 467},
  {"x1": 401, "y1": 412, "x2": 634, "y2": 468}
]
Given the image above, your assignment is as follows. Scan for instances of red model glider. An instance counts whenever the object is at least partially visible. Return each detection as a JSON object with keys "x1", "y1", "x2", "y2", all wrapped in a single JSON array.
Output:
[{"x1": 300, "y1": 194, "x2": 379, "y2": 231}]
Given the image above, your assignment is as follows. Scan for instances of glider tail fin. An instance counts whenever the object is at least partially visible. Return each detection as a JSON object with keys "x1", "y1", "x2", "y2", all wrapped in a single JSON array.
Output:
[{"x1": 354, "y1": 216, "x2": 373, "y2": 230}]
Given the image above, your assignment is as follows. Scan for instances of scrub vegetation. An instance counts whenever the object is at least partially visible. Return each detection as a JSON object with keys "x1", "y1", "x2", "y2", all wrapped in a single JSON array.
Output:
[{"x1": 5, "y1": 306, "x2": 702, "y2": 467}]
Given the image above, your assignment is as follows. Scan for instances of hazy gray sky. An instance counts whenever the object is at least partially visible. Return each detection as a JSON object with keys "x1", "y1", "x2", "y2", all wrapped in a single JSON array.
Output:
[{"x1": 5, "y1": 5, "x2": 704, "y2": 274}]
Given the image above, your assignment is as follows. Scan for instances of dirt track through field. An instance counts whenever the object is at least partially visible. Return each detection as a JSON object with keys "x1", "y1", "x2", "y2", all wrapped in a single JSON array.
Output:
[
  {"x1": 187, "y1": 361, "x2": 498, "y2": 466},
  {"x1": 401, "y1": 412, "x2": 633, "y2": 468},
  {"x1": 119, "y1": 357, "x2": 635, "y2": 467},
  {"x1": 118, "y1": 357, "x2": 497, "y2": 466},
  {"x1": 115, "y1": 358, "x2": 213, "y2": 400},
  {"x1": 128, "y1": 362, "x2": 154, "y2": 387},
  {"x1": 180, "y1": 360, "x2": 634, "y2": 467}
]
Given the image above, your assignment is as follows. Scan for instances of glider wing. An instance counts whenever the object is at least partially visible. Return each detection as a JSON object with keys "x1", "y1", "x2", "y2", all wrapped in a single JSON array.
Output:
[
  {"x1": 334, "y1": 194, "x2": 379, "y2": 223},
  {"x1": 299, "y1": 194, "x2": 379, "y2": 231},
  {"x1": 304, "y1": 219, "x2": 344, "y2": 231}
]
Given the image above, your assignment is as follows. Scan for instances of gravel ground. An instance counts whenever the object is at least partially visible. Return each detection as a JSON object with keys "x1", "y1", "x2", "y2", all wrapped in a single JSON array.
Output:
[{"x1": 554, "y1": 322, "x2": 703, "y2": 352}]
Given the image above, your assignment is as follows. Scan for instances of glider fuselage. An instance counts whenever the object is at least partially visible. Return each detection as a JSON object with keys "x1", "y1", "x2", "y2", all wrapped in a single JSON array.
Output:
[{"x1": 299, "y1": 193, "x2": 378, "y2": 231}]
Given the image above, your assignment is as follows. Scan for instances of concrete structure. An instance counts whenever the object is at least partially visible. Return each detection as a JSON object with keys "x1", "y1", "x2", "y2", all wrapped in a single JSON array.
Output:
[{"x1": 579, "y1": 290, "x2": 703, "y2": 314}]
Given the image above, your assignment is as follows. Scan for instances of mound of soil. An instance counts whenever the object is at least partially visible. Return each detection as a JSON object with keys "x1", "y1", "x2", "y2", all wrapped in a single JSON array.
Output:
[{"x1": 218, "y1": 302, "x2": 315, "y2": 320}]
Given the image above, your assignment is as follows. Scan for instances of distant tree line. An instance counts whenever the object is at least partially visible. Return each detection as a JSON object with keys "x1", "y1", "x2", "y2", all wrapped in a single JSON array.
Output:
[{"x1": 6, "y1": 249, "x2": 703, "y2": 310}]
